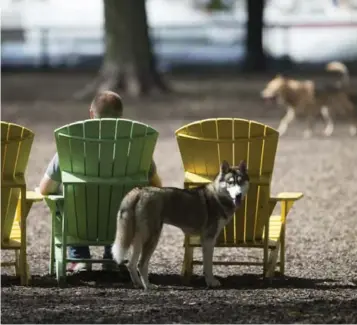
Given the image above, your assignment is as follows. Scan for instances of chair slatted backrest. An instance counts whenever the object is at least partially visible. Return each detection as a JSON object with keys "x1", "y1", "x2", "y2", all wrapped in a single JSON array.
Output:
[
  {"x1": 54, "y1": 119, "x2": 158, "y2": 242},
  {"x1": 175, "y1": 118, "x2": 279, "y2": 244},
  {"x1": 1, "y1": 122, "x2": 34, "y2": 242}
]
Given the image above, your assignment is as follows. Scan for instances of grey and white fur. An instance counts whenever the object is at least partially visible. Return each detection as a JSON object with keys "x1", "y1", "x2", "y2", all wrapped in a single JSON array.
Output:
[{"x1": 112, "y1": 160, "x2": 250, "y2": 289}]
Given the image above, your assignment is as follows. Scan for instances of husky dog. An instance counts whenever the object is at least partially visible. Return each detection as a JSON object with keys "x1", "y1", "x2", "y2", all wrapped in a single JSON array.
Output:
[
  {"x1": 261, "y1": 61, "x2": 357, "y2": 138},
  {"x1": 112, "y1": 160, "x2": 249, "y2": 290}
]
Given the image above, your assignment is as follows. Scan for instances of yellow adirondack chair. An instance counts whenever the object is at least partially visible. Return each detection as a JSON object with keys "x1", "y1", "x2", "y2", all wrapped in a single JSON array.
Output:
[
  {"x1": 1, "y1": 121, "x2": 43, "y2": 285},
  {"x1": 175, "y1": 118, "x2": 303, "y2": 280}
]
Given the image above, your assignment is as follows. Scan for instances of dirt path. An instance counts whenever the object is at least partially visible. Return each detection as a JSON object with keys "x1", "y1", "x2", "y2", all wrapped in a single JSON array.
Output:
[{"x1": 1, "y1": 72, "x2": 356, "y2": 323}]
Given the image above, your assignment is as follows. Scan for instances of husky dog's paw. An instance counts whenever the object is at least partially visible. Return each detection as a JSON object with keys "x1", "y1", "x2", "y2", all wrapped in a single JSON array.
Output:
[
  {"x1": 142, "y1": 283, "x2": 157, "y2": 290},
  {"x1": 132, "y1": 281, "x2": 144, "y2": 289},
  {"x1": 206, "y1": 277, "x2": 221, "y2": 288},
  {"x1": 128, "y1": 267, "x2": 144, "y2": 289}
]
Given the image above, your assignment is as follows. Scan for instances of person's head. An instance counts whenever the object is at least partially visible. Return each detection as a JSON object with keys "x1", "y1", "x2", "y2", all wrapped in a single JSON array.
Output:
[{"x1": 89, "y1": 90, "x2": 123, "y2": 119}]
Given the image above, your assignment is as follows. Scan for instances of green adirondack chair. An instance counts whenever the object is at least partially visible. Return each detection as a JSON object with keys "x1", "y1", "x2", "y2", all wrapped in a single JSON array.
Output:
[
  {"x1": 1, "y1": 121, "x2": 43, "y2": 285},
  {"x1": 44, "y1": 119, "x2": 159, "y2": 284}
]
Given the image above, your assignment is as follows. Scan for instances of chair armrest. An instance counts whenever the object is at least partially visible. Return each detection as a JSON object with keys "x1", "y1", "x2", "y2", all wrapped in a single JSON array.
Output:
[
  {"x1": 43, "y1": 195, "x2": 64, "y2": 215},
  {"x1": 270, "y1": 192, "x2": 303, "y2": 202},
  {"x1": 34, "y1": 187, "x2": 62, "y2": 203},
  {"x1": 25, "y1": 190, "x2": 44, "y2": 202},
  {"x1": 184, "y1": 172, "x2": 211, "y2": 185},
  {"x1": 270, "y1": 192, "x2": 303, "y2": 222},
  {"x1": 44, "y1": 195, "x2": 64, "y2": 202}
]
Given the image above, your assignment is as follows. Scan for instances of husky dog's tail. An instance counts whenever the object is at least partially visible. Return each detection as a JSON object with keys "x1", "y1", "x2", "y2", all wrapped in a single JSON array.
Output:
[
  {"x1": 326, "y1": 61, "x2": 350, "y2": 88},
  {"x1": 111, "y1": 188, "x2": 141, "y2": 264}
]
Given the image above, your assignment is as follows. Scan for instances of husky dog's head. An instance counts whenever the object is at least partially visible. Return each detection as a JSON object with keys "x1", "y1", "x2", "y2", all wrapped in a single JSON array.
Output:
[{"x1": 215, "y1": 160, "x2": 250, "y2": 206}]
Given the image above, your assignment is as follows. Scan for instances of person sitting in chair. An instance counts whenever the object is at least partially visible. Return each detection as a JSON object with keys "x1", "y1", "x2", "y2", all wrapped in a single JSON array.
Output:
[{"x1": 38, "y1": 90, "x2": 162, "y2": 272}]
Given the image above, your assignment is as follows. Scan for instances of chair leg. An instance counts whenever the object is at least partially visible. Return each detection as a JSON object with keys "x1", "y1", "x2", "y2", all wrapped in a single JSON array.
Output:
[
  {"x1": 49, "y1": 232, "x2": 55, "y2": 276},
  {"x1": 57, "y1": 216, "x2": 68, "y2": 286},
  {"x1": 16, "y1": 252, "x2": 31, "y2": 283},
  {"x1": 54, "y1": 243, "x2": 67, "y2": 286},
  {"x1": 19, "y1": 248, "x2": 28, "y2": 285},
  {"x1": 15, "y1": 250, "x2": 20, "y2": 276},
  {"x1": 263, "y1": 245, "x2": 269, "y2": 277},
  {"x1": 280, "y1": 233, "x2": 285, "y2": 275},
  {"x1": 263, "y1": 220, "x2": 269, "y2": 278},
  {"x1": 279, "y1": 201, "x2": 290, "y2": 276},
  {"x1": 56, "y1": 260, "x2": 66, "y2": 287},
  {"x1": 19, "y1": 189, "x2": 29, "y2": 286}
]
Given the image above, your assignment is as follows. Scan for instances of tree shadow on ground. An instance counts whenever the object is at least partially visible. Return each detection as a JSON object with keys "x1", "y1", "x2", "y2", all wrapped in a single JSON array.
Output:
[{"x1": 2, "y1": 272, "x2": 356, "y2": 291}]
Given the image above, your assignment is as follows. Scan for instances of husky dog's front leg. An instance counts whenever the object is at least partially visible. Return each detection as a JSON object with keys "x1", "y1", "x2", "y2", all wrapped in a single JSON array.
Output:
[{"x1": 201, "y1": 238, "x2": 221, "y2": 288}]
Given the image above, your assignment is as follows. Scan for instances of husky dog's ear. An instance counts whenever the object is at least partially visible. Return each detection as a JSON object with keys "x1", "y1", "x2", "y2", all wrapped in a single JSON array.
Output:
[
  {"x1": 237, "y1": 160, "x2": 247, "y2": 174},
  {"x1": 220, "y1": 160, "x2": 230, "y2": 174}
]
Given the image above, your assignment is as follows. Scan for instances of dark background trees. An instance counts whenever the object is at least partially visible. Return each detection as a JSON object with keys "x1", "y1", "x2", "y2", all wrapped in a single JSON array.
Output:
[
  {"x1": 75, "y1": 0, "x2": 266, "y2": 99},
  {"x1": 245, "y1": 0, "x2": 266, "y2": 71},
  {"x1": 75, "y1": 0, "x2": 170, "y2": 99}
]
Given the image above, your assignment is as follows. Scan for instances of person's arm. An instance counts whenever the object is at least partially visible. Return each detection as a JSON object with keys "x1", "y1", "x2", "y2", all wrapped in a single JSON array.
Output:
[
  {"x1": 148, "y1": 160, "x2": 162, "y2": 187},
  {"x1": 38, "y1": 153, "x2": 62, "y2": 195},
  {"x1": 39, "y1": 175, "x2": 61, "y2": 195}
]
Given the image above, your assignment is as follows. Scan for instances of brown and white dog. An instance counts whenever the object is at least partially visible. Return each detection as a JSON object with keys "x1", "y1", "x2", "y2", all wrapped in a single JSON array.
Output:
[{"x1": 261, "y1": 61, "x2": 357, "y2": 138}]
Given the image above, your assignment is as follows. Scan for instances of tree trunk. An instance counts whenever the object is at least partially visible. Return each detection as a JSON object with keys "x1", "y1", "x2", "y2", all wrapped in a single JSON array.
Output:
[
  {"x1": 244, "y1": 0, "x2": 266, "y2": 72},
  {"x1": 74, "y1": 0, "x2": 170, "y2": 99},
  {"x1": 126, "y1": 0, "x2": 170, "y2": 95}
]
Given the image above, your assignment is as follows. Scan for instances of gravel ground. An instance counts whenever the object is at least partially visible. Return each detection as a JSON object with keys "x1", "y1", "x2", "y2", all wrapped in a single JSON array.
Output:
[{"x1": 1, "y1": 72, "x2": 357, "y2": 324}]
